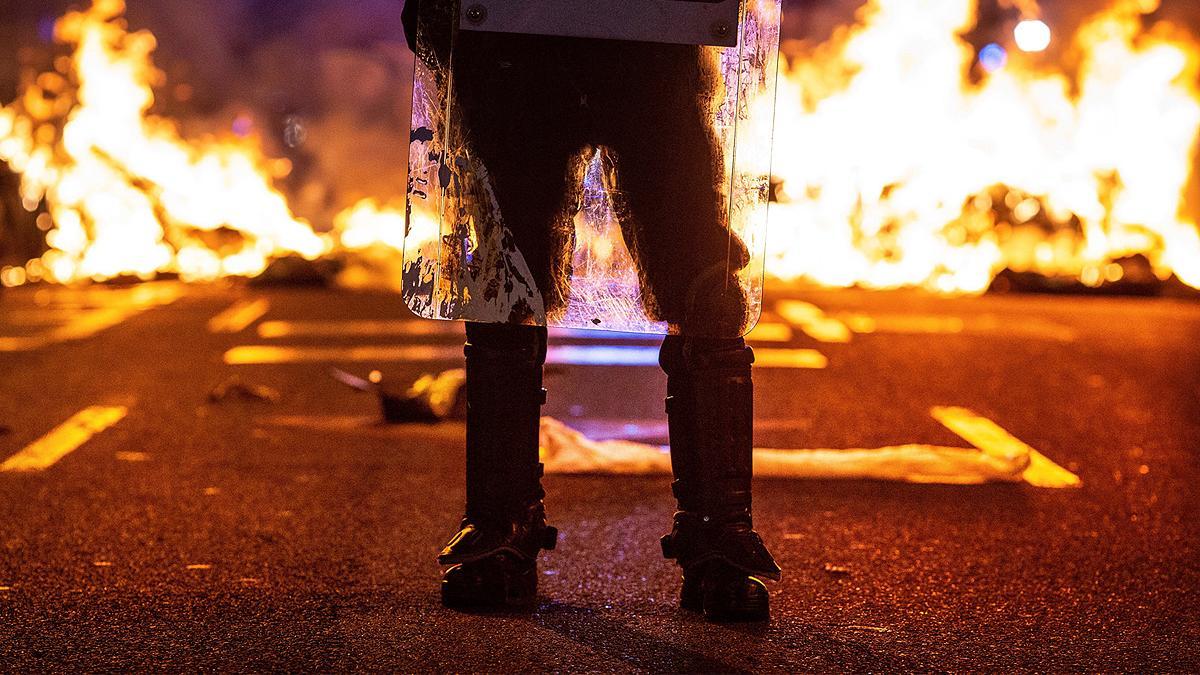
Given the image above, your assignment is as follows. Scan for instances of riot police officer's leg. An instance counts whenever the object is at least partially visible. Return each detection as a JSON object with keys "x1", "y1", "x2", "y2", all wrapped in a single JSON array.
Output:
[
  {"x1": 658, "y1": 336, "x2": 780, "y2": 622},
  {"x1": 439, "y1": 322, "x2": 558, "y2": 608},
  {"x1": 597, "y1": 44, "x2": 752, "y2": 336},
  {"x1": 453, "y1": 32, "x2": 586, "y2": 316},
  {"x1": 437, "y1": 33, "x2": 585, "y2": 608},
  {"x1": 599, "y1": 44, "x2": 779, "y2": 621}
]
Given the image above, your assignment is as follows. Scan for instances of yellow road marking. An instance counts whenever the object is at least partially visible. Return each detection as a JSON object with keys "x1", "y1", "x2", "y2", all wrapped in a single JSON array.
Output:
[
  {"x1": 1, "y1": 282, "x2": 183, "y2": 352},
  {"x1": 776, "y1": 301, "x2": 854, "y2": 343},
  {"x1": 225, "y1": 344, "x2": 464, "y2": 365},
  {"x1": 1, "y1": 406, "x2": 129, "y2": 472},
  {"x1": 208, "y1": 299, "x2": 270, "y2": 334},
  {"x1": 3, "y1": 309, "x2": 78, "y2": 326},
  {"x1": 226, "y1": 343, "x2": 827, "y2": 369},
  {"x1": 261, "y1": 410, "x2": 1075, "y2": 488},
  {"x1": 125, "y1": 282, "x2": 187, "y2": 308},
  {"x1": 0, "y1": 337, "x2": 47, "y2": 352},
  {"x1": 840, "y1": 312, "x2": 1075, "y2": 342},
  {"x1": 745, "y1": 321, "x2": 794, "y2": 343},
  {"x1": 47, "y1": 307, "x2": 139, "y2": 341},
  {"x1": 774, "y1": 298, "x2": 1075, "y2": 343},
  {"x1": 257, "y1": 319, "x2": 457, "y2": 339},
  {"x1": 257, "y1": 320, "x2": 789, "y2": 342},
  {"x1": 0, "y1": 309, "x2": 141, "y2": 352},
  {"x1": 32, "y1": 281, "x2": 184, "y2": 309},
  {"x1": 753, "y1": 348, "x2": 829, "y2": 369},
  {"x1": 186, "y1": 564, "x2": 213, "y2": 570},
  {"x1": 931, "y1": 406, "x2": 1081, "y2": 488},
  {"x1": 844, "y1": 314, "x2": 964, "y2": 335}
]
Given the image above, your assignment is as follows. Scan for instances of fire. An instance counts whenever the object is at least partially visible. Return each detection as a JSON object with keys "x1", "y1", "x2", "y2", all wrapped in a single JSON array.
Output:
[
  {"x1": 336, "y1": 199, "x2": 408, "y2": 253},
  {"x1": 0, "y1": 0, "x2": 328, "y2": 284},
  {"x1": 2, "y1": 0, "x2": 1199, "y2": 294},
  {"x1": 765, "y1": 0, "x2": 1200, "y2": 292}
]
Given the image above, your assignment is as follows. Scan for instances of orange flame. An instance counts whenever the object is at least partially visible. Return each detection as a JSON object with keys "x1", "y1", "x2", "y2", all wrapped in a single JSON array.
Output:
[
  {"x1": 2, "y1": 0, "x2": 1199, "y2": 294},
  {"x1": 765, "y1": 0, "x2": 1200, "y2": 292},
  {"x1": 1, "y1": 0, "x2": 327, "y2": 284}
]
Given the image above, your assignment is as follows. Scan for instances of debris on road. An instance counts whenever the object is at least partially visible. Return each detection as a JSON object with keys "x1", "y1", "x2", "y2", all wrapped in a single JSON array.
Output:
[
  {"x1": 330, "y1": 367, "x2": 467, "y2": 424},
  {"x1": 540, "y1": 417, "x2": 1031, "y2": 484},
  {"x1": 839, "y1": 625, "x2": 891, "y2": 634},
  {"x1": 990, "y1": 254, "x2": 1179, "y2": 297},
  {"x1": 207, "y1": 377, "x2": 281, "y2": 404},
  {"x1": 540, "y1": 417, "x2": 671, "y2": 474},
  {"x1": 249, "y1": 256, "x2": 342, "y2": 287},
  {"x1": 823, "y1": 563, "x2": 852, "y2": 576}
]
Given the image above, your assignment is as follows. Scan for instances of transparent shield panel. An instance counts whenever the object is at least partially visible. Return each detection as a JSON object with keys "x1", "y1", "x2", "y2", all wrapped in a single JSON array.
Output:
[{"x1": 404, "y1": 0, "x2": 781, "y2": 337}]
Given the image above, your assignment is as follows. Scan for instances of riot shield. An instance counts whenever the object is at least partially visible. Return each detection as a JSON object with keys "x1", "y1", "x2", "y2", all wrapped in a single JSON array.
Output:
[{"x1": 404, "y1": 0, "x2": 781, "y2": 337}]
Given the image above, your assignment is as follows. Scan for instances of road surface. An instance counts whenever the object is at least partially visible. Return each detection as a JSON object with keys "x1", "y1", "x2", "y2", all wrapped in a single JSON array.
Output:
[{"x1": 1, "y1": 281, "x2": 1197, "y2": 671}]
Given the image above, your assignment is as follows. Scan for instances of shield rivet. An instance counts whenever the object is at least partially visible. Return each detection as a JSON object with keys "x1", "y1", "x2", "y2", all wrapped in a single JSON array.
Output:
[
  {"x1": 466, "y1": 4, "x2": 487, "y2": 24},
  {"x1": 711, "y1": 21, "x2": 731, "y2": 39}
]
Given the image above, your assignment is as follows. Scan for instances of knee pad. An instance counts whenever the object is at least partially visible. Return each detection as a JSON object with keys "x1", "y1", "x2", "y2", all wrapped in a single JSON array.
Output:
[
  {"x1": 660, "y1": 334, "x2": 754, "y2": 375},
  {"x1": 465, "y1": 322, "x2": 548, "y2": 364}
]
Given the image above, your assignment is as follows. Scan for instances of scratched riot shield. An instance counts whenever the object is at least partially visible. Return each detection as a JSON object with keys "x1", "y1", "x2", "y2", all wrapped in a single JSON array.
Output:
[{"x1": 404, "y1": 0, "x2": 781, "y2": 337}]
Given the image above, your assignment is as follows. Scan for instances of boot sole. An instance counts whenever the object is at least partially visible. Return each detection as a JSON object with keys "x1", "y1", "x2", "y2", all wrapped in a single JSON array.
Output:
[
  {"x1": 703, "y1": 582, "x2": 770, "y2": 622},
  {"x1": 703, "y1": 596, "x2": 770, "y2": 622},
  {"x1": 441, "y1": 563, "x2": 538, "y2": 609},
  {"x1": 683, "y1": 571, "x2": 771, "y2": 622}
]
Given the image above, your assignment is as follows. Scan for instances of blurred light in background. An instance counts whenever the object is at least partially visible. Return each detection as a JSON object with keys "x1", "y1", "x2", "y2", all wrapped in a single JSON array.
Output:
[
  {"x1": 1014, "y1": 19, "x2": 1052, "y2": 53},
  {"x1": 232, "y1": 114, "x2": 254, "y2": 138},
  {"x1": 979, "y1": 43, "x2": 1008, "y2": 72}
]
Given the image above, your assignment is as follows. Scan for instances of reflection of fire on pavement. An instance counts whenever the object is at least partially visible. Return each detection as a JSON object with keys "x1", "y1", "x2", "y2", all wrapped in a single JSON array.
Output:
[{"x1": 2, "y1": 0, "x2": 1199, "y2": 297}]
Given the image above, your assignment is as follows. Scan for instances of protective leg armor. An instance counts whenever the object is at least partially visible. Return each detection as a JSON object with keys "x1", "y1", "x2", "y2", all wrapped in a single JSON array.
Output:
[
  {"x1": 439, "y1": 323, "x2": 558, "y2": 608},
  {"x1": 659, "y1": 335, "x2": 781, "y2": 622}
]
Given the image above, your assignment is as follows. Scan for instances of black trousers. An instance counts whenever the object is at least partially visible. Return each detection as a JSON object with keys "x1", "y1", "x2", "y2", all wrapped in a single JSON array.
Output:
[{"x1": 451, "y1": 30, "x2": 750, "y2": 331}]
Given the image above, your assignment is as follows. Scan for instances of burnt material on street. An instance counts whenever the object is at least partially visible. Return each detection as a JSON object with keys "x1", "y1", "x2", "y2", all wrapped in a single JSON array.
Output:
[{"x1": 1, "y1": 284, "x2": 1198, "y2": 670}]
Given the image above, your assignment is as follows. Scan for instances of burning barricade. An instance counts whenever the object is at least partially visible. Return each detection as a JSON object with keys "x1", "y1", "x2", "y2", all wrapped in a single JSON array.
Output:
[{"x1": 1, "y1": 0, "x2": 1199, "y2": 296}]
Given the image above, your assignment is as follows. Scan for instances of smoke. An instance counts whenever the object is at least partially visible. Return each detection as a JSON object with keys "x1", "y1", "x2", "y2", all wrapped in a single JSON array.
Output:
[
  {"x1": 129, "y1": 0, "x2": 416, "y2": 227},
  {"x1": 1, "y1": 0, "x2": 414, "y2": 233}
]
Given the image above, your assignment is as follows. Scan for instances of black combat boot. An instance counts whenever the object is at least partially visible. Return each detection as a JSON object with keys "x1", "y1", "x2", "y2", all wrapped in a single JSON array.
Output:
[
  {"x1": 659, "y1": 335, "x2": 781, "y2": 622},
  {"x1": 439, "y1": 323, "x2": 558, "y2": 609}
]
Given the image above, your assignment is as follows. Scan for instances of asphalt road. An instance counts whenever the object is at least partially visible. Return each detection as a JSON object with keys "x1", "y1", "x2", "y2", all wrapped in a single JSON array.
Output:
[{"x1": 0, "y1": 281, "x2": 1198, "y2": 671}]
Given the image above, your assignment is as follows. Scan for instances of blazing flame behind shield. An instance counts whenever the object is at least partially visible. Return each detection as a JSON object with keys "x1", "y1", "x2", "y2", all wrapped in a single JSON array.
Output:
[{"x1": 0, "y1": 0, "x2": 1199, "y2": 297}]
